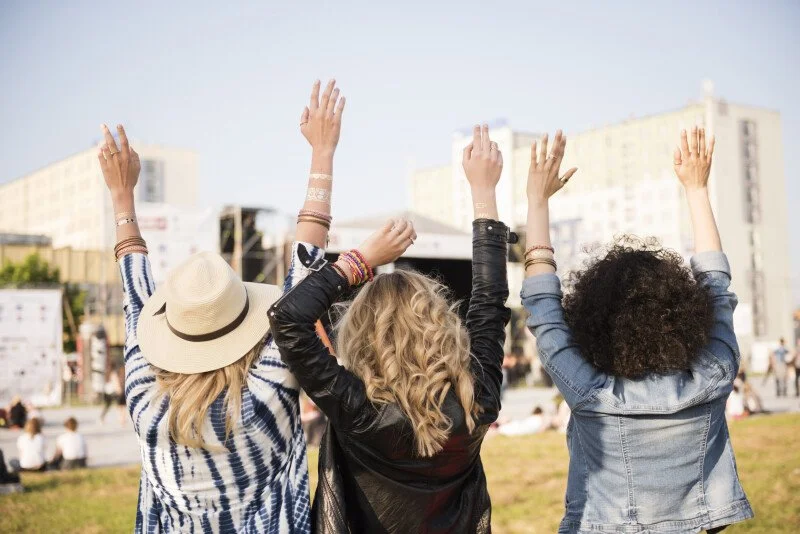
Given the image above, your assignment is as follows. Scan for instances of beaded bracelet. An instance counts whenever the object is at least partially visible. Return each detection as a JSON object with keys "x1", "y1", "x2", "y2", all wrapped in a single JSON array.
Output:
[
  {"x1": 340, "y1": 254, "x2": 366, "y2": 284},
  {"x1": 331, "y1": 262, "x2": 349, "y2": 282},
  {"x1": 349, "y1": 249, "x2": 374, "y2": 282}
]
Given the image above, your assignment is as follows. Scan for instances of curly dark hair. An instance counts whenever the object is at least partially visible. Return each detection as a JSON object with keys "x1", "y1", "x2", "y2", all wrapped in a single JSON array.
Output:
[{"x1": 562, "y1": 236, "x2": 714, "y2": 379}]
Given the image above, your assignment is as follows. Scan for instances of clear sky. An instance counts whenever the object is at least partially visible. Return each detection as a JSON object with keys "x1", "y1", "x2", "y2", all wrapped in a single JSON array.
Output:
[{"x1": 1, "y1": 0, "x2": 798, "y2": 301}]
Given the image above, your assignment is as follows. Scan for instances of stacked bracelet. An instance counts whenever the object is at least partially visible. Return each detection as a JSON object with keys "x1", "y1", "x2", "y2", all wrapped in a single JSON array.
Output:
[
  {"x1": 297, "y1": 209, "x2": 332, "y2": 229},
  {"x1": 114, "y1": 237, "x2": 148, "y2": 261},
  {"x1": 524, "y1": 244, "x2": 555, "y2": 256},
  {"x1": 525, "y1": 257, "x2": 557, "y2": 270},
  {"x1": 337, "y1": 249, "x2": 374, "y2": 286}
]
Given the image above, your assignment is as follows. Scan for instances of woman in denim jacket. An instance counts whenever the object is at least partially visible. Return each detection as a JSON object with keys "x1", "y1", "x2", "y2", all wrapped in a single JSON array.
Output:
[{"x1": 520, "y1": 128, "x2": 753, "y2": 533}]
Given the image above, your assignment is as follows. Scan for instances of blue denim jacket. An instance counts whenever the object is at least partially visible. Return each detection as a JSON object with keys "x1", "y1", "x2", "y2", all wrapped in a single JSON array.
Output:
[{"x1": 521, "y1": 251, "x2": 753, "y2": 533}]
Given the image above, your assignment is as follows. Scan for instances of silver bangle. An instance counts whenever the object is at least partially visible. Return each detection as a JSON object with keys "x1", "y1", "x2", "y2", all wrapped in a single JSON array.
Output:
[{"x1": 309, "y1": 173, "x2": 332, "y2": 181}]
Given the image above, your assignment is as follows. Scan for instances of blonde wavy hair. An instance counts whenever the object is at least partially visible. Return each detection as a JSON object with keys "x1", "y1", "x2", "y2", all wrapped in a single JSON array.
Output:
[
  {"x1": 153, "y1": 340, "x2": 263, "y2": 450},
  {"x1": 336, "y1": 270, "x2": 476, "y2": 457}
]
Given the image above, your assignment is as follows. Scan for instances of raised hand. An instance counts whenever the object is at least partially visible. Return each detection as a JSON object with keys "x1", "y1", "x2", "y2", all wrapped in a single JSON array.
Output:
[
  {"x1": 462, "y1": 124, "x2": 502, "y2": 192},
  {"x1": 674, "y1": 126, "x2": 715, "y2": 191},
  {"x1": 358, "y1": 219, "x2": 417, "y2": 268},
  {"x1": 300, "y1": 79, "x2": 345, "y2": 155},
  {"x1": 526, "y1": 130, "x2": 576, "y2": 203},
  {"x1": 98, "y1": 124, "x2": 140, "y2": 202}
]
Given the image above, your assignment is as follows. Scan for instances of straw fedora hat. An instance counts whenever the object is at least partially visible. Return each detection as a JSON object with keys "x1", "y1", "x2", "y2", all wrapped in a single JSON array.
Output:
[{"x1": 137, "y1": 252, "x2": 282, "y2": 374}]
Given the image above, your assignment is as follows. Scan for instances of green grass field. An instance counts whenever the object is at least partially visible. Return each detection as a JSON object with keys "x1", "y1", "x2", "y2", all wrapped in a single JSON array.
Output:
[{"x1": 3, "y1": 413, "x2": 798, "y2": 533}]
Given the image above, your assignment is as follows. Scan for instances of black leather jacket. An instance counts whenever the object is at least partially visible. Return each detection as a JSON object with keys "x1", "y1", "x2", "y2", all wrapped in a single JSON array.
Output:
[{"x1": 269, "y1": 220, "x2": 512, "y2": 534}]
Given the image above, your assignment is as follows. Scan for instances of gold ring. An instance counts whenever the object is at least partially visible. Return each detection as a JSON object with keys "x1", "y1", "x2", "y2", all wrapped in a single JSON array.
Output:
[{"x1": 109, "y1": 150, "x2": 119, "y2": 156}]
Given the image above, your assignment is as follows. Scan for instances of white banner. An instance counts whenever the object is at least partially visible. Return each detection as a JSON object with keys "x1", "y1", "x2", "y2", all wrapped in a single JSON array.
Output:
[
  {"x1": 136, "y1": 204, "x2": 220, "y2": 284},
  {"x1": 0, "y1": 289, "x2": 63, "y2": 406}
]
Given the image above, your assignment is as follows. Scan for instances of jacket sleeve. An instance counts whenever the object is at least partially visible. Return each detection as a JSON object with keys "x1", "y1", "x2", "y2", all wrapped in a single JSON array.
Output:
[
  {"x1": 521, "y1": 273, "x2": 609, "y2": 409},
  {"x1": 118, "y1": 253, "x2": 158, "y2": 435},
  {"x1": 690, "y1": 251, "x2": 740, "y2": 384},
  {"x1": 467, "y1": 219, "x2": 512, "y2": 425},
  {"x1": 268, "y1": 263, "x2": 375, "y2": 431}
]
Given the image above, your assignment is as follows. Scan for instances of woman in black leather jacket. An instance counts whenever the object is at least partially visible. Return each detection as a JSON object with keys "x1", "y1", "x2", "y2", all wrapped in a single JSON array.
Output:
[{"x1": 269, "y1": 125, "x2": 512, "y2": 534}]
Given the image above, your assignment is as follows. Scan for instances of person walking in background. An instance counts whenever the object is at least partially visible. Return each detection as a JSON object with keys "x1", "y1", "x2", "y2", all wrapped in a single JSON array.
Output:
[
  {"x1": 51, "y1": 417, "x2": 88, "y2": 470},
  {"x1": 521, "y1": 127, "x2": 752, "y2": 532},
  {"x1": 100, "y1": 78, "x2": 344, "y2": 533},
  {"x1": 772, "y1": 338, "x2": 789, "y2": 397},
  {"x1": 793, "y1": 340, "x2": 800, "y2": 397},
  {"x1": 12, "y1": 418, "x2": 46, "y2": 472},
  {"x1": 99, "y1": 364, "x2": 122, "y2": 424},
  {"x1": 270, "y1": 124, "x2": 511, "y2": 533}
]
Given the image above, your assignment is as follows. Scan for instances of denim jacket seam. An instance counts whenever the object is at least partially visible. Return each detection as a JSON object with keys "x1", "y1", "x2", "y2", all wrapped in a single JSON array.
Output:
[
  {"x1": 571, "y1": 419, "x2": 591, "y2": 506},
  {"x1": 697, "y1": 403, "x2": 713, "y2": 512},
  {"x1": 616, "y1": 416, "x2": 638, "y2": 523}
]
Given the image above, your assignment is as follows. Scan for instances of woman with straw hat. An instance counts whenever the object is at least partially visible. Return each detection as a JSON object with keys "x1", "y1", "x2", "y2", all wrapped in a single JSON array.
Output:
[{"x1": 101, "y1": 79, "x2": 344, "y2": 533}]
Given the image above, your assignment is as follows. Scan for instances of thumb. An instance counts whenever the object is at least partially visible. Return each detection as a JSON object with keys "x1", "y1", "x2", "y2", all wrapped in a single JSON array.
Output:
[
  {"x1": 673, "y1": 147, "x2": 682, "y2": 166},
  {"x1": 301, "y1": 107, "x2": 310, "y2": 125}
]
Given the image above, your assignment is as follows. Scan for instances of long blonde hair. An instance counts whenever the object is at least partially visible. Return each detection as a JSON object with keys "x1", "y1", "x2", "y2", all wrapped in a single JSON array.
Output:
[
  {"x1": 154, "y1": 340, "x2": 262, "y2": 450},
  {"x1": 336, "y1": 270, "x2": 476, "y2": 457}
]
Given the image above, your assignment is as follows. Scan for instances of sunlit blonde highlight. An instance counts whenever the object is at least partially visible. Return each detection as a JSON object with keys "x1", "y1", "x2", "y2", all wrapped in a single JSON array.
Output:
[
  {"x1": 336, "y1": 270, "x2": 476, "y2": 457},
  {"x1": 153, "y1": 341, "x2": 263, "y2": 450}
]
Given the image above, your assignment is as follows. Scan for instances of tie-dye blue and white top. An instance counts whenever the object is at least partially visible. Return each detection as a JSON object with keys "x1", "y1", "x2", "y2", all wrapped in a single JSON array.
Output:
[{"x1": 120, "y1": 242, "x2": 324, "y2": 533}]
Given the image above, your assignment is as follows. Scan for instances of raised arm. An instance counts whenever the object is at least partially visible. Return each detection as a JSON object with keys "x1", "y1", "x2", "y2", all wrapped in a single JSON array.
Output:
[
  {"x1": 521, "y1": 132, "x2": 607, "y2": 408},
  {"x1": 675, "y1": 127, "x2": 739, "y2": 379},
  {"x1": 97, "y1": 124, "x2": 157, "y2": 430},
  {"x1": 269, "y1": 220, "x2": 414, "y2": 429},
  {"x1": 295, "y1": 79, "x2": 345, "y2": 248},
  {"x1": 461, "y1": 125, "x2": 511, "y2": 423},
  {"x1": 256, "y1": 80, "x2": 344, "y2": 371}
]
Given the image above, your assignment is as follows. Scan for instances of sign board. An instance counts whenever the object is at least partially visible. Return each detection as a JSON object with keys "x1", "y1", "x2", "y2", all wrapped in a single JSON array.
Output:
[
  {"x1": 0, "y1": 289, "x2": 63, "y2": 406},
  {"x1": 136, "y1": 204, "x2": 220, "y2": 285}
]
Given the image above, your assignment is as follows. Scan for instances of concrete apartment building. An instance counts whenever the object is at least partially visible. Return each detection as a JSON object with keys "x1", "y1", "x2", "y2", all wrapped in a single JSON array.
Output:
[
  {"x1": 409, "y1": 85, "x2": 793, "y2": 355},
  {"x1": 0, "y1": 143, "x2": 198, "y2": 250},
  {"x1": 0, "y1": 144, "x2": 199, "y2": 346}
]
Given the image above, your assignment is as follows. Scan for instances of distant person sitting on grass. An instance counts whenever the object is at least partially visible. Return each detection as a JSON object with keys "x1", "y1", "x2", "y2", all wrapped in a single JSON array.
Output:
[
  {"x1": 51, "y1": 417, "x2": 87, "y2": 470},
  {"x1": 7, "y1": 396, "x2": 27, "y2": 429},
  {"x1": 497, "y1": 406, "x2": 547, "y2": 437},
  {"x1": 12, "y1": 418, "x2": 46, "y2": 472}
]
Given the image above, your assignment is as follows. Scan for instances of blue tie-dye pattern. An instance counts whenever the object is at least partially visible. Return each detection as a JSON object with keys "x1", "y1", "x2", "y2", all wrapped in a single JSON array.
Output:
[{"x1": 121, "y1": 243, "x2": 321, "y2": 533}]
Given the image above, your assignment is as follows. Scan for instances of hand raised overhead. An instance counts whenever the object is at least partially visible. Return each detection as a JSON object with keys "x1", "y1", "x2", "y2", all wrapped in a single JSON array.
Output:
[
  {"x1": 97, "y1": 124, "x2": 140, "y2": 201},
  {"x1": 462, "y1": 124, "x2": 503, "y2": 192},
  {"x1": 526, "y1": 130, "x2": 576, "y2": 203},
  {"x1": 301, "y1": 79, "x2": 345, "y2": 155},
  {"x1": 673, "y1": 126, "x2": 714, "y2": 191}
]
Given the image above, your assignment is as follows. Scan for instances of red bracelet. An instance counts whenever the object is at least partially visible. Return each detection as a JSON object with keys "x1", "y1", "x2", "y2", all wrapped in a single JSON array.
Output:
[{"x1": 350, "y1": 249, "x2": 374, "y2": 282}]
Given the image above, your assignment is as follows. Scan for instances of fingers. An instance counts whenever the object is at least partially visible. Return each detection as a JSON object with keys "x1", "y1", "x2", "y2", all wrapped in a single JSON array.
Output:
[
  {"x1": 689, "y1": 126, "x2": 698, "y2": 156},
  {"x1": 547, "y1": 130, "x2": 564, "y2": 169},
  {"x1": 462, "y1": 142, "x2": 474, "y2": 164},
  {"x1": 560, "y1": 167, "x2": 578, "y2": 185},
  {"x1": 100, "y1": 143, "x2": 112, "y2": 161},
  {"x1": 97, "y1": 147, "x2": 109, "y2": 174},
  {"x1": 116, "y1": 124, "x2": 129, "y2": 154},
  {"x1": 326, "y1": 88, "x2": 340, "y2": 117},
  {"x1": 473, "y1": 126, "x2": 481, "y2": 152},
  {"x1": 530, "y1": 140, "x2": 537, "y2": 163},
  {"x1": 300, "y1": 107, "x2": 310, "y2": 126},
  {"x1": 101, "y1": 124, "x2": 119, "y2": 155},
  {"x1": 398, "y1": 220, "x2": 416, "y2": 244},
  {"x1": 673, "y1": 147, "x2": 682, "y2": 166},
  {"x1": 706, "y1": 135, "x2": 715, "y2": 161},
  {"x1": 381, "y1": 219, "x2": 396, "y2": 234},
  {"x1": 698, "y1": 127, "x2": 706, "y2": 155},
  {"x1": 319, "y1": 79, "x2": 335, "y2": 113},
  {"x1": 489, "y1": 141, "x2": 498, "y2": 156},
  {"x1": 680, "y1": 129, "x2": 690, "y2": 160},
  {"x1": 481, "y1": 124, "x2": 490, "y2": 152},
  {"x1": 392, "y1": 219, "x2": 409, "y2": 235},
  {"x1": 538, "y1": 133, "x2": 549, "y2": 168},
  {"x1": 309, "y1": 80, "x2": 321, "y2": 111},
  {"x1": 334, "y1": 96, "x2": 345, "y2": 122}
]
